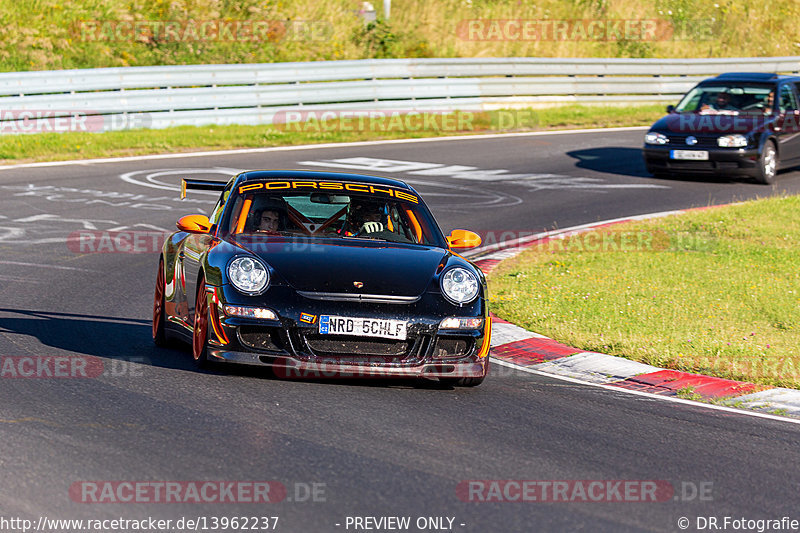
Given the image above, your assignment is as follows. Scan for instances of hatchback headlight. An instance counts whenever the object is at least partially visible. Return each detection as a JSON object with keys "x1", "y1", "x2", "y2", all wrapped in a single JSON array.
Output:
[
  {"x1": 441, "y1": 267, "x2": 479, "y2": 305},
  {"x1": 228, "y1": 256, "x2": 269, "y2": 295},
  {"x1": 717, "y1": 134, "x2": 748, "y2": 148},
  {"x1": 645, "y1": 132, "x2": 669, "y2": 145}
]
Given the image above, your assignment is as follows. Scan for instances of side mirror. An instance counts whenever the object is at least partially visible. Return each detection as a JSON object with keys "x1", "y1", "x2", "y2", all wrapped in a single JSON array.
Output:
[
  {"x1": 447, "y1": 229, "x2": 482, "y2": 249},
  {"x1": 177, "y1": 214, "x2": 212, "y2": 234},
  {"x1": 666, "y1": 105, "x2": 675, "y2": 113}
]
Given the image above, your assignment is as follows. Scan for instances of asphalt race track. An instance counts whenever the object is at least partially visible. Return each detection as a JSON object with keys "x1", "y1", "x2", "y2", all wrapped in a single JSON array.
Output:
[{"x1": 1, "y1": 129, "x2": 800, "y2": 532}]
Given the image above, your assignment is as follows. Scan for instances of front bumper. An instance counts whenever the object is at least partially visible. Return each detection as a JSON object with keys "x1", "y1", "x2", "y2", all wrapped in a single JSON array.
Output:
[
  {"x1": 203, "y1": 284, "x2": 490, "y2": 379},
  {"x1": 643, "y1": 146, "x2": 761, "y2": 176}
]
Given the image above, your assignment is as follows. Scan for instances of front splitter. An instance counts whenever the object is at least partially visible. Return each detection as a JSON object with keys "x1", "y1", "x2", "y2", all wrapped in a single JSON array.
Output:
[{"x1": 208, "y1": 349, "x2": 487, "y2": 379}]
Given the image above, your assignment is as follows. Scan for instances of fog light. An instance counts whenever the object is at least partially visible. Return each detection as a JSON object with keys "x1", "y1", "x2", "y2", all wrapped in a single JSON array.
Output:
[
  {"x1": 439, "y1": 317, "x2": 483, "y2": 329},
  {"x1": 223, "y1": 305, "x2": 278, "y2": 320}
]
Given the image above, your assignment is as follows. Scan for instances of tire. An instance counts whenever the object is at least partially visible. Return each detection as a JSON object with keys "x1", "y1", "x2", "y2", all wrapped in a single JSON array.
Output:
[
  {"x1": 646, "y1": 165, "x2": 671, "y2": 180},
  {"x1": 755, "y1": 141, "x2": 778, "y2": 185},
  {"x1": 152, "y1": 258, "x2": 168, "y2": 347},
  {"x1": 192, "y1": 276, "x2": 210, "y2": 368},
  {"x1": 440, "y1": 376, "x2": 485, "y2": 387},
  {"x1": 439, "y1": 360, "x2": 489, "y2": 387}
]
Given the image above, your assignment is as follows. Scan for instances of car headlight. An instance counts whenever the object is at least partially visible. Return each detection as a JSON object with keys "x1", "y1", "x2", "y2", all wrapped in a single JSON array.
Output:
[
  {"x1": 717, "y1": 134, "x2": 748, "y2": 148},
  {"x1": 228, "y1": 256, "x2": 269, "y2": 295},
  {"x1": 441, "y1": 267, "x2": 479, "y2": 305},
  {"x1": 645, "y1": 132, "x2": 669, "y2": 145}
]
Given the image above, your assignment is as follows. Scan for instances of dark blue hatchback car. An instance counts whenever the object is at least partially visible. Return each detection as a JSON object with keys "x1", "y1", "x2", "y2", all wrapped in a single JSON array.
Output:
[{"x1": 643, "y1": 72, "x2": 800, "y2": 184}]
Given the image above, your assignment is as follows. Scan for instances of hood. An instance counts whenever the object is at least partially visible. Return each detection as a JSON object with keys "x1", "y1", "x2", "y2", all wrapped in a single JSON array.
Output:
[
  {"x1": 236, "y1": 237, "x2": 447, "y2": 296},
  {"x1": 651, "y1": 112, "x2": 776, "y2": 135}
]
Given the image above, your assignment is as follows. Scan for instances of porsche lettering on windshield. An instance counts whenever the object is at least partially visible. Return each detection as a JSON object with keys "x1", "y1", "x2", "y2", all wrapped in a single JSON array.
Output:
[{"x1": 238, "y1": 180, "x2": 419, "y2": 203}]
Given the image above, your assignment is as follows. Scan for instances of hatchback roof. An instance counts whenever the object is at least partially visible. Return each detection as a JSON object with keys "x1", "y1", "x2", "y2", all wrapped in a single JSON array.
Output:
[{"x1": 711, "y1": 72, "x2": 800, "y2": 82}]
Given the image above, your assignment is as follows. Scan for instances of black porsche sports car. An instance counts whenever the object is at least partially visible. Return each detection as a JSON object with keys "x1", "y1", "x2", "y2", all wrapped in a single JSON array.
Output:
[
  {"x1": 152, "y1": 170, "x2": 491, "y2": 386},
  {"x1": 643, "y1": 72, "x2": 800, "y2": 184}
]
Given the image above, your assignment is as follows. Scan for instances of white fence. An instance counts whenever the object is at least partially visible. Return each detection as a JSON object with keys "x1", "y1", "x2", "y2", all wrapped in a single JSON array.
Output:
[{"x1": 1, "y1": 57, "x2": 798, "y2": 132}]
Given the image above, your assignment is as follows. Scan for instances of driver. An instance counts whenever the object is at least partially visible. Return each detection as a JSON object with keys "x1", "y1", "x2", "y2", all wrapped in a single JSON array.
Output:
[
  {"x1": 344, "y1": 197, "x2": 387, "y2": 236},
  {"x1": 701, "y1": 90, "x2": 737, "y2": 112},
  {"x1": 257, "y1": 209, "x2": 281, "y2": 232},
  {"x1": 252, "y1": 197, "x2": 288, "y2": 233},
  {"x1": 712, "y1": 91, "x2": 736, "y2": 110}
]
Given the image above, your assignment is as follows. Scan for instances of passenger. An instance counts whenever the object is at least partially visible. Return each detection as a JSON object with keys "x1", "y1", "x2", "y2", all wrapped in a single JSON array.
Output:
[
  {"x1": 344, "y1": 198, "x2": 387, "y2": 235},
  {"x1": 761, "y1": 91, "x2": 775, "y2": 114}
]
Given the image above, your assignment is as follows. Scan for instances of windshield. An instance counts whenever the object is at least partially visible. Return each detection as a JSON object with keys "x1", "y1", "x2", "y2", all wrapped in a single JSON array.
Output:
[
  {"x1": 674, "y1": 83, "x2": 775, "y2": 114},
  {"x1": 219, "y1": 180, "x2": 444, "y2": 247}
]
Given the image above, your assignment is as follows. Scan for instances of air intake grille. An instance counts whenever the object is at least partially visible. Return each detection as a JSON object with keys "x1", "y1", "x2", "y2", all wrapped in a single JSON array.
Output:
[{"x1": 304, "y1": 334, "x2": 410, "y2": 357}]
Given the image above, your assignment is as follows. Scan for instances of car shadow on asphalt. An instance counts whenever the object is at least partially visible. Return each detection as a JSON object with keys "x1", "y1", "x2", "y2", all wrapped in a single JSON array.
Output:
[
  {"x1": 565, "y1": 146, "x2": 752, "y2": 185},
  {"x1": 0, "y1": 307, "x2": 199, "y2": 370},
  {"x1": 0, "y1": 308, "x2": 455, "y2": 389}
]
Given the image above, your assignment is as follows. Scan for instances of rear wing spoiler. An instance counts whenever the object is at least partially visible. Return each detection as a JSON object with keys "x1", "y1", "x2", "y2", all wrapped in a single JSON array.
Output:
[{"x1": 180, "y1": 178, "x2": 227, "y2": 199}]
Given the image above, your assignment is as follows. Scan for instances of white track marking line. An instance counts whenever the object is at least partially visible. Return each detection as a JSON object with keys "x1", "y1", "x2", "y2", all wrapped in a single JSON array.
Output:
[
  {"x1": 119, "y1": 168, "x2": 239, "y2": 194},
  {"x1": 0, "y1": 260, "x2": 94, "y2": 272},
  {"x1": 491, "y1": 358, "x2": 800, "y2": 426},
  {"x1": 0, "y1": 126, "x2": 649, "y2": 171}
]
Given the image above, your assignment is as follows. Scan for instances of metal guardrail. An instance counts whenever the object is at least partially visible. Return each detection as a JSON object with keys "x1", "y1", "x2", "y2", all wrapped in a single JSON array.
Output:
[{"x1": 1, "y1": 57, "x2": 798, "y2": 133}]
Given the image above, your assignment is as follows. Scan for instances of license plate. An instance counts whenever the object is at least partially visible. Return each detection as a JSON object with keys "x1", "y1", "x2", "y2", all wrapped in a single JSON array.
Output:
[
  {"x1": 319, "y1": 315, "x2": 407, "y2": 340},
  {"x1": 670, "y1": 150, "x2": 709, "y2": 160}
]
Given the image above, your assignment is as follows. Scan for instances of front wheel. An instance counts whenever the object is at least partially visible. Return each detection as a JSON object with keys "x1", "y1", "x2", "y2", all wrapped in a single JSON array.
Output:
[
  {"x1": 440, "y1": 360, "x2": 489, "y2": 387},
  {"x1": 152, "y1": 258, "x2": 168, "y2": 347},
  {"x1": 755, "y1": 141, "x2": 778, "y2": 185},
  {"x1": 651, "y1": 171, "x2": 673, "y2": 180},
  {"x1": 192, "y1": 276, "x2": 210, "y2": 368},
  {"x1": 440, "y1": 376, "x2": 485, "y2": 387}
]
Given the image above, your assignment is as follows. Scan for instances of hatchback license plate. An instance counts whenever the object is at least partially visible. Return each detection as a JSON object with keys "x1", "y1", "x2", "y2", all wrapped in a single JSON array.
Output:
[{"x1": 670, "y1": 150, "x2": 709, "y2": 160}]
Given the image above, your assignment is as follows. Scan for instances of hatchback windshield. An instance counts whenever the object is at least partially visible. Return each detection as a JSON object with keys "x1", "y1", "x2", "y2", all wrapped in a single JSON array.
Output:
[{"x1": 674, "y1": 83, "x2": 775, "y2": 114}]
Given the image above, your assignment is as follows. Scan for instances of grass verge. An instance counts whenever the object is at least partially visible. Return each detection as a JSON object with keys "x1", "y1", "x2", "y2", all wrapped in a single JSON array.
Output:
[
  {"x1": 3, "y1": 0, "x2": 800, "y2": 71},
  {"x1": 488, "y1": 196, "x2": 800, "y2": 389},
  {"x1": 0, "y1": 104, "x2": 662, "y2": 165}
]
